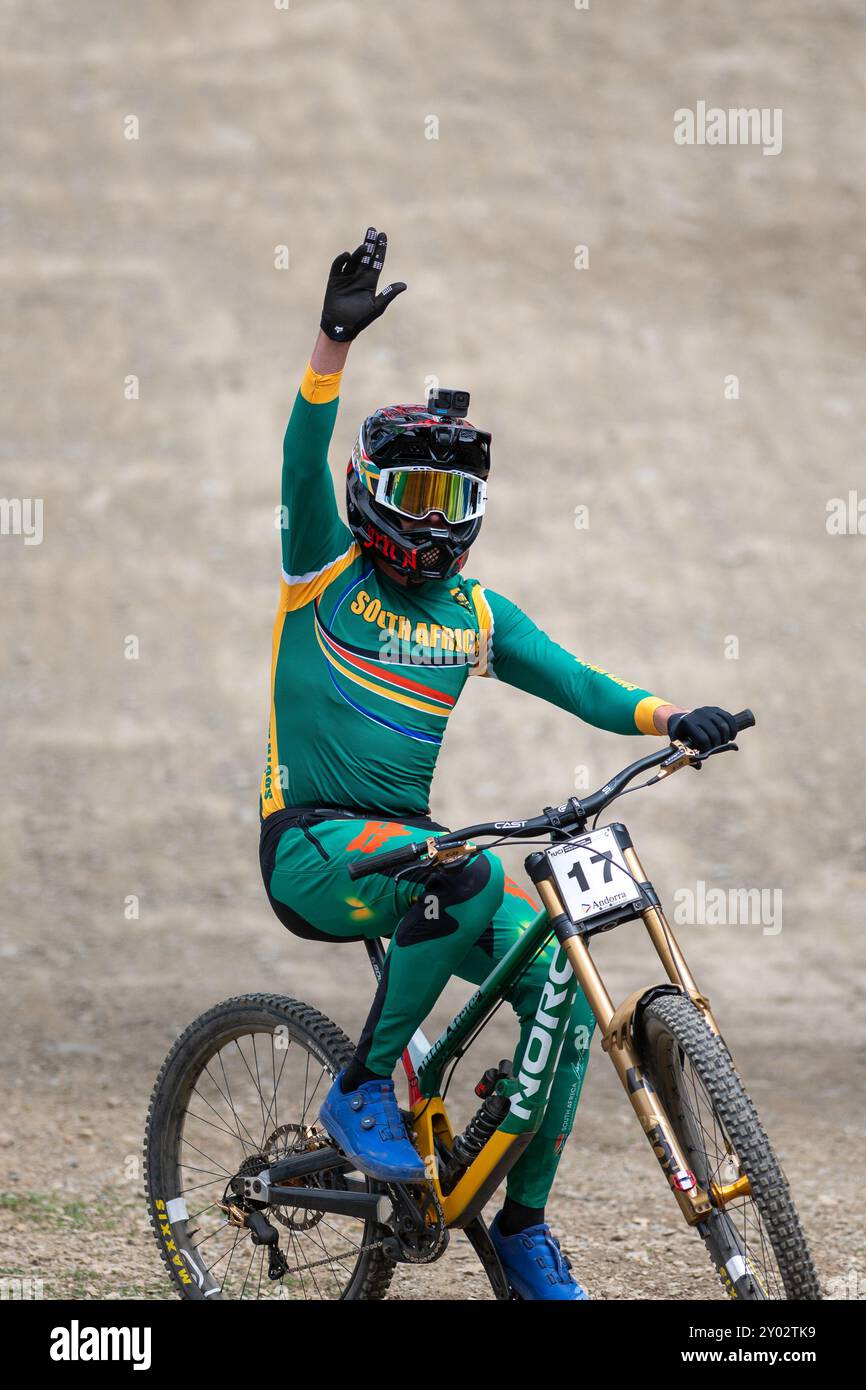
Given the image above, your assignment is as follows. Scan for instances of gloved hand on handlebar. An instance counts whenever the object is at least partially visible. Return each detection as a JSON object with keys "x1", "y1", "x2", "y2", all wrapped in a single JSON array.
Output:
[
  {"x1": 666, "y1": 706, "x2": 739, "y2": 754},
  {"x1": 320, "y1": 227, "x2": 406, "y2": 342}
]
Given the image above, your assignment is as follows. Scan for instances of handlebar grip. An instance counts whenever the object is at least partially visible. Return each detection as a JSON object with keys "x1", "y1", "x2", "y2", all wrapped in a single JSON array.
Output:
[
  {"x1": 733, "y1": 708, "x2": 756, "y2": 732},
  {"x1": 347, "y1": 842, "x2": 423, "y2": 881}
]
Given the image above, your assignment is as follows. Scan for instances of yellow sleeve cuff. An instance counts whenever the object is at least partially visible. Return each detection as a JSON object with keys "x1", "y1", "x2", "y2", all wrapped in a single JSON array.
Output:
[
  {"x1": 300, "y1": 362, "x2": 343, "y2": 405},
  {"x1": 634, "y1": 696, "x2": 669, "y2": 735}
]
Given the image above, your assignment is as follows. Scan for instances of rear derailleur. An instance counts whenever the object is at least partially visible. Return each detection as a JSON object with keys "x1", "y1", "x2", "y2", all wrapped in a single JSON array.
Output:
[{"x1": 220, "y1": 1152, "x2": 291, "y2": 1281}]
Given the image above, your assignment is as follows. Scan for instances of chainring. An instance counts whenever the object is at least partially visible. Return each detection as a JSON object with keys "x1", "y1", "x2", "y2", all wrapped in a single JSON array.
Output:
[{"x1": 386, "y1": 1182, "x2": 448, "y2": 1264}]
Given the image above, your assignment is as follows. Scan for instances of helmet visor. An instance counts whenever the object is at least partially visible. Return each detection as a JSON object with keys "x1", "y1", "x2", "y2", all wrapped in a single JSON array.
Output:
[{"x1": 376, "y1": 467, "x2": 486, "y2": 524}]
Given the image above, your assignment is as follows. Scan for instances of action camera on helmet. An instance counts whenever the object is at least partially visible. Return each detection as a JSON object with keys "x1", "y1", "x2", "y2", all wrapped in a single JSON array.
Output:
[{"x1": 426, "y1": 387, "x2": 471, "y2": 418}]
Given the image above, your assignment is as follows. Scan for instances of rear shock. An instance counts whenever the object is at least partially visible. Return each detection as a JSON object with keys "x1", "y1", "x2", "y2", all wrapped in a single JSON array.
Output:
[{"x1": 441, "y1": 1061, "x2": 512, "y2": 1193}]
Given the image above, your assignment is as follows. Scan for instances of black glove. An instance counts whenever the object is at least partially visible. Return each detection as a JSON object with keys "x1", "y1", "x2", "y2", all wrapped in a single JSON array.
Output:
[
  {"x1": 667, "y1": 706, "x2": 739, "y2": 754},
  {"x1": 320, "y1": 227, "x2": 406, "y2": 342}
]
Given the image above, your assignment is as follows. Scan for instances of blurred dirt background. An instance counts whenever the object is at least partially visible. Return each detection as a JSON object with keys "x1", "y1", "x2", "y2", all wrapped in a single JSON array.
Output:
[{"x1": 2, "y1": 0, "x2": 865, "y2": 1299}]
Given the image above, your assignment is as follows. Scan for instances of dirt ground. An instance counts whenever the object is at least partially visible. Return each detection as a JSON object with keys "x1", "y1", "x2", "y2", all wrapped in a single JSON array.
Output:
[{"x1": 2, "y1": 1, "x2": 865, "y2": 1300}]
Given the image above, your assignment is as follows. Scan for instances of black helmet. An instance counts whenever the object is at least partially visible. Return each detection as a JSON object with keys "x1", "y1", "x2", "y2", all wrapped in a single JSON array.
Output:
[{"x1": 346, "y1": 389, "x2": 491, "y2": 583}]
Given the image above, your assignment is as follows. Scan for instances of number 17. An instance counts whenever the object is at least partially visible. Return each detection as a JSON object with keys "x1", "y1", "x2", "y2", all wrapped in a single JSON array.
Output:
[{"x1": 567, "y1": 851, "x2": 612, "y2": 892}]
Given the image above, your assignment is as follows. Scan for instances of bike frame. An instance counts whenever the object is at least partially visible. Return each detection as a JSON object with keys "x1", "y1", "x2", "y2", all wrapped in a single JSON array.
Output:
[{"x1": 407, "y1": 821, "x2": 726, "y2": 1231}]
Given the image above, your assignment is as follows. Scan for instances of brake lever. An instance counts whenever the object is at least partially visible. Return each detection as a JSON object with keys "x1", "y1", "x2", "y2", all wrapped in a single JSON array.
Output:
[{"x1": 691, "y1": 740, "x2": 739, "y2": 766}]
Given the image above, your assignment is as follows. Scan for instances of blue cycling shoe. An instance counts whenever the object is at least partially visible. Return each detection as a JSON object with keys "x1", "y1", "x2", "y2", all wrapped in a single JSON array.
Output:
[
  {"x1": 319, "y1": 1071, "x2": 427, "y2": 1184},
  {"x1": 489, "y1": 1212, "x2": 590, "y2": 1300}
]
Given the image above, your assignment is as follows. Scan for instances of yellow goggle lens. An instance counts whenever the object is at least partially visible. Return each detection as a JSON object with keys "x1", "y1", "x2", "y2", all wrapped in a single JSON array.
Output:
[{"x1": 380, "y1": 468, "x2": 483, "y2": 523}]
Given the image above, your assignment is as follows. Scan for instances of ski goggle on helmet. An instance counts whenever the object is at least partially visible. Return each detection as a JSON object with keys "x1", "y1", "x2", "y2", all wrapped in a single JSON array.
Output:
[
  {"x1": 374, "y1": 465, "x2": 487, "y2": 524},
  {"x1": 345, "y1": 387, "x2": 491, "y2": 583}
]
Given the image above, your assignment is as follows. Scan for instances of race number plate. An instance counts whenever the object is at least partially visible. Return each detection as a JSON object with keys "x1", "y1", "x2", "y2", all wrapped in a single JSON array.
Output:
[{"x1": 546, "y1": 826, "x2": 644, "y2": 926}]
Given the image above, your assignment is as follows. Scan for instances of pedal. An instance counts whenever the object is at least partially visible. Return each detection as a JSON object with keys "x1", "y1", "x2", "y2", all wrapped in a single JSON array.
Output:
[{"x1": 475, "y1": 1058, "x2": 512, "y2": 1098}]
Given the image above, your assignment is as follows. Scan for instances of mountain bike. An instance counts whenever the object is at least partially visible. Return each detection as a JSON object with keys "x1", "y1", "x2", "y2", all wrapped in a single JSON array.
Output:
[{"x1": 144, "y1": 710, "x2": 820, "y2": 1300}]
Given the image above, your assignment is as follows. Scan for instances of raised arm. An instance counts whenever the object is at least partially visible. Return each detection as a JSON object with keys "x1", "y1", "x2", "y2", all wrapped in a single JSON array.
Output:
[
  {"x1": 281, "y1": 341, "x2": 350, "y2": 584},
  {"x1": 280, "y1": 228, "x2": 406, "y2": 584}
]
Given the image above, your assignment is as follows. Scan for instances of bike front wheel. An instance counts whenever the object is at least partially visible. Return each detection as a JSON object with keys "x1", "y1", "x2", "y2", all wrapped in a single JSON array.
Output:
[{"x1": 639, "y1": 992, "x2": 820, "y2": 1300}]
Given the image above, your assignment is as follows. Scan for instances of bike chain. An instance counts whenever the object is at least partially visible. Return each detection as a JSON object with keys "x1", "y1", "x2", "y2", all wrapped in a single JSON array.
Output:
[{"x1": 279, "y1": 1236, "x2": 385, "y2": 1276}]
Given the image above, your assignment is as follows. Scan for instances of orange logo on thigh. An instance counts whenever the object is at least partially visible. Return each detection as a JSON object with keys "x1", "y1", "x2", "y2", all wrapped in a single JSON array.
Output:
[
  {"x1": 347, "y1": 821, "x2": 412, "y2": 853},
  {"x1": 504, "y1": 875, "x2": 538, "y2": 908}
]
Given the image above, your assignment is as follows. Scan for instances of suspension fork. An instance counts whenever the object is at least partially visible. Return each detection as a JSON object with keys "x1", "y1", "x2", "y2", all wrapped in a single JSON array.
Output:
[
  {"x1": 532, "y1": 873, "x2": 714, "y2": 1226},
  {"x1": 620, "y1": 844, "x2": 722, "y2": 1036}
]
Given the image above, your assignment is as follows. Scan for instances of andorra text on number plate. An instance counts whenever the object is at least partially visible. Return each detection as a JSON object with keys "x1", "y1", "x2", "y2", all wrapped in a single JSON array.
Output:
[{"x1": 546, "y1": 826, "x2": 644, "y2": 925}]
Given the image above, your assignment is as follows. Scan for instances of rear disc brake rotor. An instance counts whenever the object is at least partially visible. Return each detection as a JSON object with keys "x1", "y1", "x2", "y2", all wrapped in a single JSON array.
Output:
[{"x1": 265, "y1": 1122, "x2": 333, "y2": 1232}]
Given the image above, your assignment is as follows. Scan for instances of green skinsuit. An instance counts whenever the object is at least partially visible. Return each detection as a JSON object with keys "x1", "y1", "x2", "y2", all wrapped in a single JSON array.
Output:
[{"x1": 260, "y1": 362, "x2": 669, "y2": 1205}]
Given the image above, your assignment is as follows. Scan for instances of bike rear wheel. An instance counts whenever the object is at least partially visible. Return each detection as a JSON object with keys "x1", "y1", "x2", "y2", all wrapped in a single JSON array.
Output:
[
  {"x1": 144, "y1": 994, "x2": 395, "y2": 1300},
  {"x1": 639, "y1": 992, "x2": 820, "y2": 1300}
]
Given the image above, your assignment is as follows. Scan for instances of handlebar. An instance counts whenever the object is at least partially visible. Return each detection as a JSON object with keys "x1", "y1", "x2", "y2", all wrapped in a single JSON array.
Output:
[{"x1": 347, "y1": 709, "x2": 755, "y2": 881}]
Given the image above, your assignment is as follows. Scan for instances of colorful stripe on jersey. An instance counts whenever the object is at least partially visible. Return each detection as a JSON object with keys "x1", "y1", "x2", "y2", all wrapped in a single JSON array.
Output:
[
  {"x1": 314, "y1": 608, "x2": 456, "y2": 717},
  {"x1": 321, "y1": 663, "x2": 445, "y2": 745},
  {"x1": 313, "y1": 567, "x2": 459, "y2": 745}
]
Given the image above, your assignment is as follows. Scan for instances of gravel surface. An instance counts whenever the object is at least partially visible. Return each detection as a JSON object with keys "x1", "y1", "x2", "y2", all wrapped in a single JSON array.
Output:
[{"x1": 2, "y1": 0, "x2": 865, "y2": 1300}]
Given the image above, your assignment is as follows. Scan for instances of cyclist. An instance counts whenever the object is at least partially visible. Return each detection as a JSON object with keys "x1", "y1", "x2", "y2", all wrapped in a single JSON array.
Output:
[{"x1": 260, "y1": 228, "x2": 739, "y2": 1300}]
